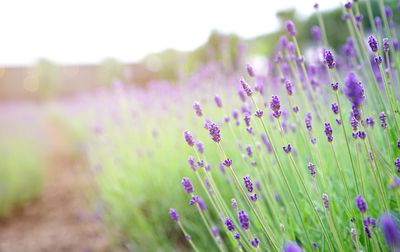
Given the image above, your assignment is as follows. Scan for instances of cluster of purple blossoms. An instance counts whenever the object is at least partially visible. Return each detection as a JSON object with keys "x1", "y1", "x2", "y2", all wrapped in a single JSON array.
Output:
[
  {"x1": 383, "y1": 38, "x2": 390, "y2": 52},
  {"x1": 395, "y1": 157, "x2": 400, "y2": 173},
  {"x1": 240, "y1": 78, "x2": 253, "y2": 96},
  {"x1": 246, "y1": 145, "x2": 253, "y2": 158},
  {"x1": 363, "y1": 216, "x2": 376, "y2": 238},
  {"x1": 366, "y1": 116, "x2": 375, "y2": 127},
  {"x1": 374, "y1": 55, "x2": 383, "y2": 65},
  {"x1": 311, "y1": 25, "x2": 321, "y2": 41},
  {"x1": 344, "y1": 72, "x2": 365, "y2": 108},
  {"x1": 331, "y1": 82, "x2": 339, "y2": 91},
  {"x1": 322, "y1": 193, "x2": 330, "y2": 209},
  {"x1": 243, "y1": 176, "x2": 254, "y2": 193},
  {"x1": 189, "y1": 195, "x2": 206, "y2": 210},
  {"x1": 331, "y1": 102, "x2": 339, "y2": 114},
  {"x1": 270, "y1": 95, "x2": 282, "y2": 118},
  {"x1": 368, "y1": 35, "x2": 378, "y2": 52},
  {"x1": 251, "y1": 237, "x2": 260, "y2": 247},
  {"x1": 223, "y1": 158, "x2": 232, "y2": 167},
  {"x1": 246, "y1": 63, "x2": 255, "y2": 77},
  {"x1": 208, "y1": 122, "x2": 221, "y2": 142},
  {"x1": 305, "y1": 112, "x2": 312, "y2": 131},
  {"x1": 238, "y1": 210, "x2": 250, "y2": 230},
  {"x1": 308, "y1": 163, "x2": 316, "y2": 178},
  {"x1": 181, "y1": 177, "x2": 194, "y2": 194},
  {"x1": 355, "y1": 194, "x2": 367, "y2": 213},
  {"x1": 351, "y1": 117, "x2": 359, "y2": 131},
  {"x1": 324, "y1": 122, "x2": 333, "y2": 142},
  {"x1": 195, "y1": 141, "x2": 204, "y2": 154},
  {"x1": 184, "y1": 130, "x2": 195, "y2": 146},
  {"x1": 379, "y1": 112, "x2": 387, "y2": 129},
  {"x1": 224, "y1": 218, "x2": 235, "y2": 231},
  {"x1": 284, "y1": 242, "x2": 303, "y2": 252},
  {"x1": 188, "y1": 156, "x2": 197, "y2": 171},
  {"x1": 214, "y1": 95, "x2": 223, "y2": 108},
  {"x1": 344, "y1": 1, "x2": 352, "y2": 9},
  {"x1": 357, "y1": 131, "x2": 367, "y2": 140},
  {"x1": 380, "y1": 213, "x2": 400, "y2": 246},
  {"x1": 238, "y1": 90, "x2": 246, "y2": 102},
  {"x1": 193, "y1": 102, "x2": 203, "y2": 117},
  {"x1": 169, "y1": 208, "x2": 179, "y2": 222},
  {"x1": 283, "y1": 144, "x2": 292, "y2": 153},
  {"x1": 285, "y1": 79, "x2": 293, "y2": 95},
  {"x1": 243, "y1": 112, "x2": 251, "y2": 127},
  {"x1": 323, "y1": 49, "x2": 336, "y2": 69},
  {"x1": 285, "y1": 20, "x2": 297, "y2": 36},
  {"x1": 254, "y1": 109, "x2": 263, "y2": 118},
  {"x1": 231, "y1": 198, "x2": 237, "y2": 210}
]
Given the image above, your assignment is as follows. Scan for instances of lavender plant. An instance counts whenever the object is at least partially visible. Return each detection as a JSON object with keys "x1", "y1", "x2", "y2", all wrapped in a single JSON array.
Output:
[{"x1": 171, "y1": 1, "x2": 400, "y2": 251}]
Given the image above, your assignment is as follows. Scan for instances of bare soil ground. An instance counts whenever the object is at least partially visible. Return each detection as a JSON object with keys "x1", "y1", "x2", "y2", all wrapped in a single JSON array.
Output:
[{"x1": 0, "y1": 122, "x2": 109, "y2": 252}]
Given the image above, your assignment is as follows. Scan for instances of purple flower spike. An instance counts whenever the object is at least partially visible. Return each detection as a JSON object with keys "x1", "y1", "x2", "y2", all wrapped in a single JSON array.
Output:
[
  {"x1": 195, "y1": 141, "x2": 204, "y2": 154},
  {"x1": 208, "y1": 122, "x2": 221, "y2": 142},
  {"x1": 331, "y1": 103, "x2": 339, "y2": 114},
  {"x1": 234, "y1": 233, "x2": 240, "y2": 240},
  {"x1": 193, "y1": 102, "x2": 203, "y2": 117},
  {"x1": 246, "y1": 145, "x2": 253, "y2": 158},
  {"x1": 238, "y1": 90, "x2": 246, "y2": 102},
  {"x1": 331, "y1": 82, "x2": 339, "y2": 91},
  {"x1": 284, "y1": 242, "x2": 303, "y2": 252},
  {"x1": 397, "y1": 139, "x2": 400, "y2": 149},
  {"x1": 308, "y1": 162, "x2": 316, "y2": 177},
  {"x1": 246, "y1": 63, "x2": 255, "y2": 77},
  {"x1": 214, "y1": 94, "x2": 223, "y2": 108},
  {"x1": 285, "y1": 20, "x2": 297, "y2": 36},
  {"x1": 224, "y1": 218, "x2": 235, "y2": 231},
  {"x1": 243, "y1": 176, "x2": 254, "y2": 193},
  {"x1": 231, "y1": 198, "x2": 238, "y2": 210},
  {"x1": 181, "y1": 177, "x2": 194, "y2": 194},
  {"x1": 380, "y1": 213, "x2": 400, "y2": 247},
  {"x1": 311, "y1": 25, "x2": 321, "y2": 41},
  {"x1": 323, "y1": 49, "x2": 336, "y2": 69},
  {"x1": 395, "y1": 157, "x2": 400, "y2": 173},
  {"x1": 355, "y1": 194, "x2": 367, "y2": 213},
  {"x1": 283, "y1": 144, "x2": 292, "y2": 153},
  {"x1": 344, "y1": 72, "x2": 365, "y2": 108},
  {"x1": 357, "y1": 131, "x2": 367, "y2": 140},
  {"x1": 366, "y1": 116, "x2": 375, "y2": 127},
  {"x1": 251, "y1": 237, "x2": 260, "y2": 247},
  {"x1": 374, "y1": 56, "x2": 383, "y2": 64},
  {"x1": 254, "y1": 109, "x2": 263, "y2": 118},
  {"x1": 293, "y1": 106, "x2": 299, "y2": 113},
  {"x1": 385, "y1": 6, "x2": 393, "y2": 17},
  {"x1": 197, "y1": 196, "x2": 207, "y2": 210},
  {"x1": 188, "y1": 156, "x2": 197, "y2": 171},
  {"x1": 169, "y1": 208, "x2": 179, "y2": 222},
  {"x1": 184, "y1": 130, "x2": 195, "y2": 146},
  {"x1": 223, "y1": 158, "x2": 232, "y2": 167},
  {"x1": 379, "y1": 112, "x2": 387, "y2": 129},
  {"x1": 368, "y1": 35, "x2": 378, "y2": 52},
  {"x1": 383, "y1": 38, "x2": 390, "y2": 52},
  {"x1": 238, "y1": 210, "x2": 250, "y2": 230},
  {"x1": 305, "y1": 112, "x2": 312, "y2": 131},
  {"x1": 344, "y1": 2, "x2": 352, "y2": 9},
  {"x1": 285, "y1": 79, "x2": 293, "y2": 95},
  {"x1": 240, "y1": 78, "x2": 253, "y2": 96},
  {"x1": 322, "y1": 193, "x2": 330, "y2": 209},
  {"x1": 324, "y1": 122, "x2": 333, "y2": 142}
]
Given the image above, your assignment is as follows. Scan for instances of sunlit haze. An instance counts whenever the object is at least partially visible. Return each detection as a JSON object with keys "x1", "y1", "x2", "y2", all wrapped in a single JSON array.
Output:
[{"x1": 0, "y1": 0, "x2": 339, "y2": 65}]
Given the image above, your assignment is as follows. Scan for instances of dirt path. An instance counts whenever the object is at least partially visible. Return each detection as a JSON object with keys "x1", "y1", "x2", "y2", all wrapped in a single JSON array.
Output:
[{"x1": 0, "y1": 121, "x2": 109, "y2": 252}]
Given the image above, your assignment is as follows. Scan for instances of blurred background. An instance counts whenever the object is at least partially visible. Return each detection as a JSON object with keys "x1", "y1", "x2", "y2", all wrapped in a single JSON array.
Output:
[{"x1": 0, "y1": 0, "x2": 397, "y2": 251}]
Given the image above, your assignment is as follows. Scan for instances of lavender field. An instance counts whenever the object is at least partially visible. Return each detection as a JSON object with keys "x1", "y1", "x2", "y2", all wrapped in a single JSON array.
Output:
[{"x1": 0, "y1": 0, "x2": 400, "y2": 251}]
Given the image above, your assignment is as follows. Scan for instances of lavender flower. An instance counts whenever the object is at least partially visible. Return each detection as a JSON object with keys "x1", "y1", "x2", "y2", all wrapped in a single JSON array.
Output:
[
  {"x1": 195, "y1": 141, "x2": 204, "y2": 154},
  {"x1": 331, "y1": 82, "x2": 339, "y2": 91},
  {"x1": 283, "y1": 144, "x2": 292, "y2": 153},
  {"x1": 308, "y1": 162, "x2": 316, "y2": 177},
  {"x1": 284, "y1": 242, "x2": 303, "y2": 252},
  {"x1": 344, "y1": 72, "x2": 365, "y2": 107},
  {"x1": 193, "y1": 102, "x2": 203, "y2": 117},
  {"x1": 246, "y1": 145, "x2": 253, "y2": 158},
  {"x1": 250, "y1": 193, "x2": 258, "y2": 202},
  {"x1": 238, "y1": 90, "x2": 246, "y2": 102},
  {"x1": 243, "y1": 112, "x2": 251, "y2": 127},
  {"x1": 270, "y1": 95, "x2": 282, "y2": 118},
  {"x1": 234, "y1": 233, "x2": 240, "y2": 240},
  {"x1": 324, "y1": 122, "x2": 333, "y2": 142},
  {"x1": 395, "y1": 157, "x2": 400, "y2": 173},
  {"x1": 254, "y1": 109, "x2": 263, "y2": 118},
  {"x1": 374, "y1": 56, "x2": 383, "y2": 65},
  {"x1": 243, "y1": 175, "x2": 254, "y2": 193},
  {"x1": 323, "y1": 49, "x2": 336, "y2": 69},
  {"x1": 331, "y1": 102, "x2": 339, "y2": 114},
  {"x1": 344, "y1": 2, "x2": 352, "y2": 9},
  {"x1": 285, "y1": 79, "x2": 293, "y2": 95},
  {"x1": 363, "y1": 216, "x2": 377, "y2": 238},
  {"x1": 181, "y1": 177, "x2": 194, "y2": 194},
  {"x1": 383, "y1": 38, "x2": 390, "y2": 52},
  {"x1": 355, "y1": 194, "x2": 367, "y2": 213},
  {"x1": 311, "y1": 25, "x2": 321, "y2": 41},
  {"x1": 380, "y1": 112, "x2": 387, "y2": 129},
  {"x1": 351, "y1": 117, "x2": 359, "y2": 131},
  {"x1": 223, "y1": 158, "x2": 232, "y2": 167},
  {"x1": 366, "y1": 116, "x2": 375, "y2": 127},
  {"x1": 169, "y1": 208, "x2": 179, "y2": 222},
  {"x1": 285, "y1": 20, "x2": 297, "y2": 36},
  {"x1": 380, "y1": 213, "x2": 400, "y2": 246},
  {"x1": 208, "y1": 122, "x2": 221, "y2": 142},
  {"x1": 305, "y1": 112, "x2": 312, "y2": 131},
  {"x1": 184, "y1": 130, "x2": 195, "y2": 146},
  {"x1": 368, "y1": 35, "x2": 378, "y2": 52},
  {"x1": 293, "y1": 106, "x2": 299, "y2": 113},
  {"x1": 357, "y1": 131, "x2": 367, "y2": 140},
  {"x1": 231, "y1": 198, "x2": 238, "y2": 210},
  {"x1": 251, "y1": 237, "x2": 260, "y2": 247},
  {"x1": 224, "y1": 218, "x2": 235, "y2": 231},
  {"x1": 322, "y1": 193, "x2": 330, "y2": 209},
  {"x1": 246, "y1": 63, "x2": 255, "y2": 77},
  {"x1": 238, "y1": 210, "x2": 250, "y2": 230},
  {"x1": 240, "y1": 78, "x2": 253, "y2": 96},
  {"x1": 188, "y1": 156, "x2": 197, "y2": 171},
  {"x1": 280, "y1": 35, "x2": 288, "y2": 49},
  {"x1": 214, "y1": 94, "x2": 223, "y2": 108},
  {"x1": 397, "y1": 139, "x2": 400, "y2": 149}
]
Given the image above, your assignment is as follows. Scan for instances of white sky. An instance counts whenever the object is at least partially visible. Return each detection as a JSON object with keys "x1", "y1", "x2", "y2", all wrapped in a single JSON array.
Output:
[{"x1": 0, "y1": 0, "x2": 339, "y2": 65}]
